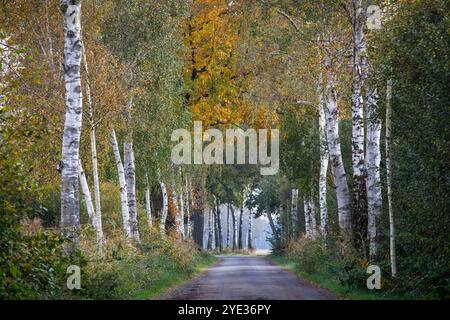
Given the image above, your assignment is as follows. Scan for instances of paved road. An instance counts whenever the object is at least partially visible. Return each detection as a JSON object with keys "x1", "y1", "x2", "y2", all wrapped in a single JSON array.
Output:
[{"x1": 158, "y1": 256, "x2": 337, "y2": 300}]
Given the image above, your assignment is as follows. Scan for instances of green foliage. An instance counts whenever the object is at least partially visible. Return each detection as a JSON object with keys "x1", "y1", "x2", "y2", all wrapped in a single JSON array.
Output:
[
  {"x1": 77, "y1": 230, "x2": 215, "y2": 300},
  {"x1": 373, "y1": 0, "x2": 450, "y2": 299}
]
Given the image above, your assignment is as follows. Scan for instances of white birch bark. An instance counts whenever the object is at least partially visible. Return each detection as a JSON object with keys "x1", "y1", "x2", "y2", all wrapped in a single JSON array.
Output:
[
  {"x1": 184, "y1": 176, "x2": 191, "y2": 238},
  {"x1": 231, "y1": 206, "x2": 238, "y2": 250},
  {"x1": 159, "y1": 181, "x2": 168, "y2": 237},
  {"x1": 325, "y1": 62, "x2": 352, "y2": 234},
  {"x1": 351, "y1": 0, "x2": 369, "y2": 235},
  {"x1": 227, "y1": 204, "x2": 231, "y2": 248},
  {"x1": 248, "y1": 210, "x2": 253, "y2": 250},
  {"x1": 145, "y1": 173, "x2": 152, "y2": 229},
  {"x1": 78, "y1": 160, "x2": 95, "y2": 226},
  {"x1": 366, "y1": 87, "x2": 383, "y2": 259},
  {"x1": 386, "y1": 79, "x2": 397, "y2": 275},
  {"x1": 207, "y1": 208, "x2": 214, "y2": 250},
  {"x1": 179, "y1": 185, "x2": 185, "y2": 240},
  {"x1": 318, "y1": 78, "x2": 329, "y2": 239},
  {"x1": 310, "y1": 198, "x2": 317, "y2": 240},
  {"x1": 124, "y1": 100, "x2": 139, "y2": 242},
  {"x1": 291, "y1": 189, "x2": 299, "y2": 238},
  {"x1": 303, "y1": 198, "x2": 311, "y2": 237},
  {"x1": 82, "y1": 42, "x2": 103, "y2": 251},
  {"x1": 110, "y1": 129, "x2": 131, "y2": 238},
  {"x1": 60, "y1": 0, "x2": 83, "y2": 246},
  {"x1": 171, "y1": 180, "x2": 183, "y2": 240}
]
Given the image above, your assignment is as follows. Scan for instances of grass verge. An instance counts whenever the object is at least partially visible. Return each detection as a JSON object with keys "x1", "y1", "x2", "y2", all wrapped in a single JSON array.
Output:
[
  {"x1": 268, "y1": 255, "x2": 403, "y2": 300},
  {"x1": 136, "y1": 253, "x2": 218, "y2": 299}
]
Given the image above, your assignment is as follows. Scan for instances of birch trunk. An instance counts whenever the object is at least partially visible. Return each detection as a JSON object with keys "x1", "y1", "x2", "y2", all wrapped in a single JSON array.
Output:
[
  {"x1": 351, "y1": 0, "x2": 369, "y2": 241},
  {"x1": 171, "y1": 180, "x2": 183, "y2": 240},
  {"x1": 386, "y1": 79, "x2": 397, "y2": 276},
  {"x1": 291, "y1": 189, "x2": 299, "y2": 239},
  {"x1": 207, "y1": 209, "x2": 213, "y2": 250},
  {"x1": 110, "y1": 129, "x2": 131, "y2": 238},
  {"x1": 303, "y1": 198, "x2": 311, "y2": 237},
  {"x1": 310, "y1": 198, "x2": 317, "y2": 240},
  {"x1": 231, "y1": 206, "x2": 237, "y2": 250},
  {"x1": 318, "y1": 79, "x2": 329, "y2": 239},
  {"x1": 226, "y1": 204, "x2": 231, "y2": 248},
  {"x1": 216, "y1": 202, "x2": 223, "y2": 251},
  {"x1": 81, "y1": 43, "x2": 103, "y2": 251},
  {"x1": 60, "y1": 0, "x2": 83, "y2": 248},
  {"x1": 184, "y1": 176, "x2": 191, "y2": 238},
  {"x1": 145, "y1": 173, "x2": 152, "y2": 229},
  {"x1": 159, "y1": 181, "x2": 168, "y2": 237},
  {"x1": 325, "y1": 63, "x2": 352, "y2": 234},
  {"x1": 238, "y1": 203, "x2": 244, "y2": 250},
  {"x1": 248, "y1": 211, "x2": 253, "y2": 250},
  {"x1": 214, "y1": 207, "x2": 219, "y2": 250},
  {"x1": 124, "y1": 129, "x2": 139, "y2": 241},
  {"x1": 78, "y1": 160, "x2": 95, "y2": 226},
  {"x1": 366, "y1": 87, "x2": 383, "y2": 259},
  {"x1": 267, "y1": 211, "x2": 279, "y2": 243},
  {"x1": 179, "y1": 187, "x2": 185, "y2": 240}
]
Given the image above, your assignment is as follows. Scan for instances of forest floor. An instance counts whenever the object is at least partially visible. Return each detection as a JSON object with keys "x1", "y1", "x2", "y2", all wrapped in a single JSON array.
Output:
[{"x1": 154, "y1": 255, "x2": 337, "y2": 300}]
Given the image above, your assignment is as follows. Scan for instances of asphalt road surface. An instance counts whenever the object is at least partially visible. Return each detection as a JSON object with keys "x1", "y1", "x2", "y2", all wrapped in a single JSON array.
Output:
[{"x1": 158, "y1": 255, "x2": 337, "y2": 300}]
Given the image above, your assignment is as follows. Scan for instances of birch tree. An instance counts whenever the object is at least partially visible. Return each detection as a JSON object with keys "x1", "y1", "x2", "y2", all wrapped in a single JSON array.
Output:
[
  {"x1": 351, "y1": 0, "x2": 369, "y2": 240},
  {"x1": 207, "y1": 208, "x2": 213, "y2": 250},
  {"x1": 159, "y1": 181, "x2": 168, "y2": 237},
  {"x1": 78, "y1": 160, "x2": 95, "y2": 226},
  {"x1": 171, "y1": 179, "x2": 183, "y2": 240},
  {"x1": 248, "y1": 210, "x2": 253, "y2": 250},
  {"x1": 318, "y1": 78, "x2": 329, "y2": 239},
  {"x1": 110, "y1": 129, "x2": 131, "y2": 238},
  {"x1": 290, "y1": 189, "x2": 299, "y2": 239},
  {"x1": 324, "y1": 57, "x2": 352, "y2": 234},
  {"x1": 81, "y1": 43, "x2": 103, "y2": 251},
  {"x1": 366, "y1": 86, "x2": 382, "y2": 259},
  {"x1": 145, "y1": 173, "x2": 152, "y2": 229},
  {"x1": 124, "y1": 97, "x2": 139, "y2": 242},
  {"x1": 60, "y1": 0, "x2": 83, "y2": 248},
  {"x1": 385, "y1": 79, "x2": 397, "y2": 275}
]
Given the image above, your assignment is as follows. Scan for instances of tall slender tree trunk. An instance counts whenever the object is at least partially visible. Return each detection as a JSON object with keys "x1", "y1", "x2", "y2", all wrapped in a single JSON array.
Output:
[
  {"x1": 248, "y1": 211, "x2": 253, "y2": 250},
  {"x1": 145, "y1": 173, "x2": 152, "y2": 229},
  {"x1": 352, "y1": 0, "x2": 369, "y2": 245},
  {"x1": 216, "y1": 202, "x2": 223, "y2": 251},
  {"x1": 366, "y1": 86, "x2": 383, "y2": 260},
  {"x1": 207, "y1": 208, "x2": 213, "y2": 250},
  {"x1": 192, "y1": 180, "x2": 204, "y2": 248},
  {"x1": 81, "y1": 43, "x2": 103, "y2": 250},
  {"x1": 318, "y1": 78, "x2": 329, "y2": 239},
  {"x1": 78, "y1": 160, "x2": 95, "y2": 226},
  {"x1": 291, "y1": 189, "x2": 299, "y2": 239},
  {"x1": 267, "y1": 211, "x2": 279, "y2": 243},
  {"x1": 124, "y1": 96, "x2": 139, "y2": 242},
  {"x1": 159, "y1": 181, "x2": 168, "y2": 237},
  {"x1": 226, "y1": 204, "x2": 231, "y2": 248},
  {"x1": 213, "y1": 207, "x2": 219, "y2": 250},
  {"x1": 231, "y1": 206, "x2": 237, "y2": 250},
  {"x1": 303, "y1": 198, "x2": 311, "y2": 237},
  {"x1": 171, "y1": 180, "x2": 182, "y2": 240},
  {"x1": 310, "y1": 197, "x2": 317, "y2": 240},
  {"x1": 110, "y1": 129, "x2": 131, "y2": 238},
  {"x1": 238, "y1": 203, "x2": 244, "y2": 250},
  {"x1": 184, "y1": 176, "x2": 191, "y2": 238},
  {"x1": 179, "y1": 185, "x2": 185, "y2": 240},
  {"x1": 60, "y1": 0, "x2": 83, "y2": 250},
  {"x1": 325, "y1": 56, "x2": 352, "y2": 235},
  {"x1": 385, "y1": 79, "x2": 397, "y2": 276}
]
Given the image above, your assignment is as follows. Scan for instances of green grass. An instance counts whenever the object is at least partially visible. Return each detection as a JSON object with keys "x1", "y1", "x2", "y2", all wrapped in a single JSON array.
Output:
[
  {"x1": 135, "y1": 254, "x2": 218, "y2": 299},
  {"x1": 268, "y1": 255, "x2": 403, "y2": 300}
]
